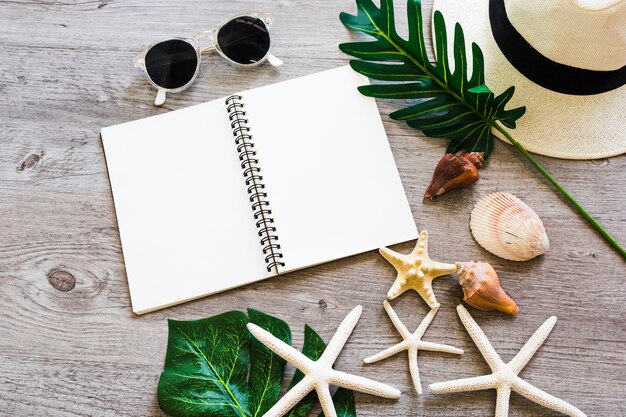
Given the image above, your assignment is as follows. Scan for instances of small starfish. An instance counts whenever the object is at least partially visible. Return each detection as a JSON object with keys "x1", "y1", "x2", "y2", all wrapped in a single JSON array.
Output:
[
  {"x1": 364, "y1": 301, "x2": 463, "y2": 394},
  {"x1": 429, "y1": 305, "x2": 586, "y2": 417},
  {"x1": 247, "y1": 305, "x2": 401, "y2": 417},
  {"x1": 379, "y1": 230, "x2": 457, "y2": 308}
]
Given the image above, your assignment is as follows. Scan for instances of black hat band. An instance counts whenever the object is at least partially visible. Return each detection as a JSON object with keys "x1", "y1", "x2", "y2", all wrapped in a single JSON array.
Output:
[{"x1": 489, "y1": 0, "x2": 626, "y2": 95}]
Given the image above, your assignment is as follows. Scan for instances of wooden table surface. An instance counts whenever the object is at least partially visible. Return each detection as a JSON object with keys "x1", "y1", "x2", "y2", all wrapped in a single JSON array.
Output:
[{"x1": 1, "y1": 0, "x2": 624, "y2": 416}]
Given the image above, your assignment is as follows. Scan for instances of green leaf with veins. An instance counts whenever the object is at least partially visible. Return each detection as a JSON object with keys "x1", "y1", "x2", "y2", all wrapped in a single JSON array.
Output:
[
  {"x1": 157, "y1": 310, "x2": 357, "y2": 417},
  {"x1": 285, "y1": 325, "x2": 356, "y2": 417},
  {"x1": 285, "y1": 325, "x2": 327, "y2": 417},
  {"x1": 339, "y1": 0, "x2": 525, "y2": 158},
  {"x1": 337, "y1": 0, "x2": 626, "y2": 258},
  {"x1": 248, "y1": 309, "x2": 292, "y2": 417}
]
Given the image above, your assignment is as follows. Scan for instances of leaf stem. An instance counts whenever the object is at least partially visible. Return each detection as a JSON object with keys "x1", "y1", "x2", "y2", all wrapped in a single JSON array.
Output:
[{"x1": 493, "y1": 123, "x2": 626, "y2": 259}]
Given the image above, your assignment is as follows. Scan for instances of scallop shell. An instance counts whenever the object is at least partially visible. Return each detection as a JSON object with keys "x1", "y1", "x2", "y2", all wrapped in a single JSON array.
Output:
[{"x1": 470, "y1": 192, "x2": 549, "y2": 261}]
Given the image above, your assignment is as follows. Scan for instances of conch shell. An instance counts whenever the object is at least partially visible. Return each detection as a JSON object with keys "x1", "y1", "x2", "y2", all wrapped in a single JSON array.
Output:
[
  {"x1": 470, "y1": 192, "x2": 549, "y2": 261},
  {"x1": 424, "y1": 152, "x2": 484, "y2": 199},
  {"x1": 456, "y1": 261, "x2": 518, "y2": 315}
]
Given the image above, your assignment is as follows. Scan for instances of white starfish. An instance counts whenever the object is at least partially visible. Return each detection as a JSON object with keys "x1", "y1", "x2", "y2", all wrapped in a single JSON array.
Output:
[
  {"x1": 429, "y1": 305, "x2": 586, "y2": 417},
  {"x1": 364, "y1": 301, "x2": 463, "y2": 395},
  {"x1": 247, "y1": 305, "x2": 401, "y2": 417}
]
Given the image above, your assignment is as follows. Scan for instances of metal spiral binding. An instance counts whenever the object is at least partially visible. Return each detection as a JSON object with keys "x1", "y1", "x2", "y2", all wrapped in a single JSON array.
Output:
[{"x1": 225, "y1": 94, "x2": 285, "y2": 273}]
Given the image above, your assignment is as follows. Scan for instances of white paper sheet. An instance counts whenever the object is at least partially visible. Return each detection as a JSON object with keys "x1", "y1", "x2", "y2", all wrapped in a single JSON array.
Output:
[
  {"x1": 241, "y1": 66, "x2": 418, "y2": 273},
  {"x1": 102, "y1": 99, "x2": 271, "y2": 314}
]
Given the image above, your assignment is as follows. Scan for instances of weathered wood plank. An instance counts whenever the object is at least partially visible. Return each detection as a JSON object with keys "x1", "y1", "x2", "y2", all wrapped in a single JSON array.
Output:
[{"x1": 0, "y1": 0, "x2": 624, "y2": 416}]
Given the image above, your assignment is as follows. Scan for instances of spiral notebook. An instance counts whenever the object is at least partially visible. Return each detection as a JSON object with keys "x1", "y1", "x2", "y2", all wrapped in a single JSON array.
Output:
[{"x1": 102, "y1": 66, "x2": 418, "y2": 314}]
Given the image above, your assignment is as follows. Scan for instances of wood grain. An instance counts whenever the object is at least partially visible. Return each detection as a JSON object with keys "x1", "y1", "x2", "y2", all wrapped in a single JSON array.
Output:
[{"x1": 0, "y1": 0, "x2": 624, "y2": 416}]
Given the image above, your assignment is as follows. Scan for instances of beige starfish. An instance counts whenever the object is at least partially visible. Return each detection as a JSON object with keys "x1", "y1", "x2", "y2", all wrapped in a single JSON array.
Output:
[
  {"x1": 429, "y1": 305, "x2": 586, "y2": 417},
  {"x1": 247, "y1": 305, "x2": 401, "y2": 417},
  {"x1": 379, "y1": 230, "x2": 457, "y2": 308},
  {"x1": 364, "y1": 301, "x2": 463, "y2": 394}
]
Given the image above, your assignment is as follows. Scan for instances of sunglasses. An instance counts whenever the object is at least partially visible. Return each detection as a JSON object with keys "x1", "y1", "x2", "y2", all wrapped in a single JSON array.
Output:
[{"x1": 133, "y1": 12, "x2": 282, "y2": 106}]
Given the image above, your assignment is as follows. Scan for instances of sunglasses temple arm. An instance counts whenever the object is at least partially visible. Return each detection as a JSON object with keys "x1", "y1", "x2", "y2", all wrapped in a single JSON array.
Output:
[
  {"x1": 155, "y1": 89, "x2": 167, "y2": 106},
  {"x1": 200, "y1": 44, "x2": 217, "y2": 53},
  {"x1": 266, "y1": 53, "x2": 283, "y2": 67}
]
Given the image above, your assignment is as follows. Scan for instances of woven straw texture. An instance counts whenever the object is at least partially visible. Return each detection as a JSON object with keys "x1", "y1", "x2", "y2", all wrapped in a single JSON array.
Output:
[{"x1": 432, "y1": 0, "x2": 626, "y2": 160}]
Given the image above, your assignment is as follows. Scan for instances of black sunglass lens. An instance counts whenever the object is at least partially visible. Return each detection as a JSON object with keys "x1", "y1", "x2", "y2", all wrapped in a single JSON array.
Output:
[
  {"x1": 217, "y1": 16, "x2": 271, "y2": 65},
  {"x1": 144, "y1": 39, "x2": 198, "y2": 89}
]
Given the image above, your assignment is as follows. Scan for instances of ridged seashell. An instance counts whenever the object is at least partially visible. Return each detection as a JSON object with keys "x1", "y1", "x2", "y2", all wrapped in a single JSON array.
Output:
[
  {"x1": 470, "y1": 192, "x2": 549, "y2": 261},
  {"x1": 424, "y1": 152, "x2": 484, "y2": 199},
  {"x1": 456, "y1": 261, "x2": 518, "y2": 315}
]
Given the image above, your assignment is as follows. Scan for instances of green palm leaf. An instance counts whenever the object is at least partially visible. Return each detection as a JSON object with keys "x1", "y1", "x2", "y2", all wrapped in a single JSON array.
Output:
[
  {"x1": 339, "y1": 0, "x2": 525, "y2": 158},
  {"x1": 157, "y1": 309, "x2": 357, "y2": 417}
]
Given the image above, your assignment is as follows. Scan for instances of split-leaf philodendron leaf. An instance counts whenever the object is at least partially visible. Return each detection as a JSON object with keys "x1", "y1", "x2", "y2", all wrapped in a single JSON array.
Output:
[
  {"x1": 338, "y1": 0, "x2": 626, "y2": 259},
  {"x1": 158, "y1": 309, "x2": 356, "y2": 417},
  {"x1": 339, "y1": 0, "x2": 526, "y2": 158}
]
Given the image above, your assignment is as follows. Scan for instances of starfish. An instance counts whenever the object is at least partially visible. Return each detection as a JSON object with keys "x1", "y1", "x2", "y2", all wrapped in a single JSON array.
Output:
[
  {"x1": 247, "y1": 305, "x2": 401, "y2": 417},
  {"x1": 364, "y1": 301, "x2": 463, "y2": 394},
  {"x1": 429, "y1": 305, "x2": 586, "y2": 417},
  {"x1": 379, "y1": 230, "x2": 457, "y2": 309}
]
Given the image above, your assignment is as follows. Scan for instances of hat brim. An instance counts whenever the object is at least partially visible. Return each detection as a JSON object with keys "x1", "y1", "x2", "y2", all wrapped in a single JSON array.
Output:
[{"x1": 432, "y1": 0, "x2": 626, "y2": 160}]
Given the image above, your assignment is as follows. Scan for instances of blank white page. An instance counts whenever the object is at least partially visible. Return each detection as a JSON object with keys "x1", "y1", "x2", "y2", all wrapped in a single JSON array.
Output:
[
  {"x1": 240, "y1": 66, "x2": 418, "y2": 272},
  {"x1": 102, "y1": 100, "x2": 271, "y2": 314}
]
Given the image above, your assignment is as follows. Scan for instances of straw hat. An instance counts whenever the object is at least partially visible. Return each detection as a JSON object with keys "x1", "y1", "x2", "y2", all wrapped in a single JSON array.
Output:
[{"x1": 433, "y1": 0, "x2": 626, "y2": 159}]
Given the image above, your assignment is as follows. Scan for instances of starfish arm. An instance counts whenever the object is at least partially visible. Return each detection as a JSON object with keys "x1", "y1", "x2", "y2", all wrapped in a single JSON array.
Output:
[
  {"x1": 414, "y1": 306, "x2": 438, "y2": 338},
  {"x1": 262, "y1": 377, "x2": 314, "y2": 417},
  {"x1": 387, "y1": 276, "x2": 409, "y2": 300},
  {"x1": 247, "y1": 323, "x2": 312, "y2": 372},
  {"x1": 411, "y1": 230, "x2": 429, "y2": 256},
  {"x1": 429, "y1": 374, "x2": 498, "y2": 393},
  {"x1": 319, "y1": 305, "x2": 362, "y2": 365},
  {"x1": 418, "y1": 340, "x2": 464, "y2": 355},
  {"x1": 512, "y1": 377, "x2": 587, "y2": 417},
  {"x1": 415, "y1": 281, "x2": 440, "y2": 309},
  {"x1": 383, "y1": 300, "x2": 411, "y2": 339},
  {"x1": 329, "y1": 370, "x2": 401, "y2": 399},
  {"x1": 408, "y1": 347, "x2": 423, "y2": 395},
  {"x1": 456, "y1": 305, "x2": 505, "y2": 372},
  {"x1": 508, "y1": 316, "x2": 557, "y2": 374},
  {"x1": 315, "y1": 383, "x2": 337, "y2": 417},
  {"x1": 428, "y1": 260, "x2": 459, "y2": 277},
  {"x1": 363, "y1": 341, "x2": 407, "y2": 364},
  {"x1": 495, "y1": 386, "x2": 511, "y2": 417},
  {"x1": 379, "y1": 246, "x2": 406, "y2": 269}
]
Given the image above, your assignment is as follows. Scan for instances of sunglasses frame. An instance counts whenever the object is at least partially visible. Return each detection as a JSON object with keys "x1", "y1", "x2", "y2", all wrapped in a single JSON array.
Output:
[{"x1": 133, "y1": 12, "x2": 282, "y2": 106}]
